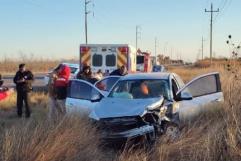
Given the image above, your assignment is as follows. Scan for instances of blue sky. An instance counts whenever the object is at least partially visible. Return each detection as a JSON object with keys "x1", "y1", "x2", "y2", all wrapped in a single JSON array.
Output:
[{"x1": 0, "y1": 0, "x2": 240, "y2": 61}]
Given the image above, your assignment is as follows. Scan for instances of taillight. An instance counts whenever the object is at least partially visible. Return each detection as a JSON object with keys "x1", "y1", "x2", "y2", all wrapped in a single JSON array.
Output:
[
  {"x1": 80, "y1": 47, "x2": 90, "y2": 53},
  {"x1": 118, "y1": 47, "x2": 128, "y2": 53}
]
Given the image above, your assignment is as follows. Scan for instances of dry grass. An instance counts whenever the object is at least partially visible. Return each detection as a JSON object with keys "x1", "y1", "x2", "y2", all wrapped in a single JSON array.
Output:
[
  {"x1": 0, "y1": 92, "x2": 48, "y2": 111},
  {"x1": 0, "y1": 116, "x2": 105, "y2": 161},
  {"x1": 0, "y1": 65, "x2": 241, "y2": 161}
]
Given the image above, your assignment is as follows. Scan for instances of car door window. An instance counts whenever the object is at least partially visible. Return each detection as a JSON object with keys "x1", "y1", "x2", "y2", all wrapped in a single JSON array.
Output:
[
  {"x1": 95, "y1": 77, "x2": 120, "y2": 91},
  {"x1": 181, "y1": 74, "x2": 221, "y2": 98},
  {"x1": 68, "y1": 81, "x2": 101, "y2": 100}
]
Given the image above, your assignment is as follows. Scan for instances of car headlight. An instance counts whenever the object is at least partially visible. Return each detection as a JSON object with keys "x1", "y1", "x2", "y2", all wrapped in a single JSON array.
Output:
[{"x1": 172, "y1": 102, "x2": 180, "y2": 113}]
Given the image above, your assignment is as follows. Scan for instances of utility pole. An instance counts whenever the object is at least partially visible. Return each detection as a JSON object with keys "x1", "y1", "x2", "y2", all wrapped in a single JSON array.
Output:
[
  {"x1": 155, "y1": 37, "x2": 157, "y2": 65},
  {"x1": 135, "y1": 25, "x2": 141, "y2": 51},
  {"x1": 85, "y1": 0, "x2": 91, "y2": 44},
  {"x1": 205, "y1": 3, "x2": 219, "y2": 64}
]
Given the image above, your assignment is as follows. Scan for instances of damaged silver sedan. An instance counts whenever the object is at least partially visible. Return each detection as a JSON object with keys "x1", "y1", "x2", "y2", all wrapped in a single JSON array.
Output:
[{"x1": 89, "y1": 72, "x2": 224, "y2": 144}]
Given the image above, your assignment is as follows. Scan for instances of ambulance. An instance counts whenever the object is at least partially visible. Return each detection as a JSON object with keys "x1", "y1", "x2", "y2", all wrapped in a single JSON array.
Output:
[{"x1": 80, "y1": 44, "x2": 137, "y2": 73}]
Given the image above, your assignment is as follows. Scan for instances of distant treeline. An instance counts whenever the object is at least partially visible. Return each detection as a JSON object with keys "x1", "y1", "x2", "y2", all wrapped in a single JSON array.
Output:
[
  {"x1": 195, "y1": 58, "x2": 241, "y2": 68},
  {"x1": 0, "y1": 59, "x2": 78, "y2": 74}
]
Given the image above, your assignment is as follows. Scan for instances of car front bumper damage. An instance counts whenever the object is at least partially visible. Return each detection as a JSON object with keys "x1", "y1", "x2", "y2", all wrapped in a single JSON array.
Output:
[{"x1": 101, "y1": 124, "x2": 155, "y2": 143}]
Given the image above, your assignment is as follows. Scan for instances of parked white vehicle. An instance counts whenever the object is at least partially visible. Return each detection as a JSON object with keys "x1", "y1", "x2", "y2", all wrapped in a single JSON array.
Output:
[
  {"x1": 65, "y1": 76, "x2": 120, "y2": 114},
  {"x1": 44, "y1": 63, "x2": 79, "y2": 86}
]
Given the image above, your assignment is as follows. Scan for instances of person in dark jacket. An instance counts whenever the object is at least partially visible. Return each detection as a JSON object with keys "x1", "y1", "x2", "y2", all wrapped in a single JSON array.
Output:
[
  {"x1": 77, "y1": 65, "x2": 92, "y2": 81},
  {"x1": 110, "y1": 65, "x2": 128, "y2": 76},
  {"x1": 77, "y1": 65, "x2": 98, "y2": 84},
  {"x1": 13, "y1": 64, "x2": 34, "y2": 118}
]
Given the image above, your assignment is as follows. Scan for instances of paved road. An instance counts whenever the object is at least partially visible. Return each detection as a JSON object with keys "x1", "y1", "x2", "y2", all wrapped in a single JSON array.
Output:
[{"x1": 2, "y1": 74, "x2": 47, "y2": 92}]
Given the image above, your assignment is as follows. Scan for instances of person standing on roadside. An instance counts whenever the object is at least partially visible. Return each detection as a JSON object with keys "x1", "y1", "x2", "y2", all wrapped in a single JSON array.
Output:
[
  {"x1": 77, "y1": 65, "x2": 92, "y2": 81},
  {"x1": 53, "y1": 64, "x2": 70, "y2": 116},
  {"x1": 13, "y1": 64, "x2": 34, "y2": 118},
  {"x1": 76, "y1": 65, "x2": 98, "y2": 84},
  {"x1": 110, "y1": 65, "x2": 128, "y2": 76}
]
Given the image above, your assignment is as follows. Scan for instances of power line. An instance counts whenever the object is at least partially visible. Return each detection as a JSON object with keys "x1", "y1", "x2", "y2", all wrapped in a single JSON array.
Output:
[
  {"x1": 213, "y1": 0, "x2": 229, "y2": 23},
  {"x1": 205, "y1": 3, "x2": 219, "y2": 64}
]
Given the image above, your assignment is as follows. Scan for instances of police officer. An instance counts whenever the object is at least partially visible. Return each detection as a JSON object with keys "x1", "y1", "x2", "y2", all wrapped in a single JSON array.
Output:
[{"x1": 13, "y1": 64, "x2": 34, "y2": 118}]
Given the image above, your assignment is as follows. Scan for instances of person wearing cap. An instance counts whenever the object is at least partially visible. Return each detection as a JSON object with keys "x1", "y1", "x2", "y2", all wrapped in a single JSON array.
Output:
[{"x1": 13, "y1": 64, "x2": 34, "y2": 118}]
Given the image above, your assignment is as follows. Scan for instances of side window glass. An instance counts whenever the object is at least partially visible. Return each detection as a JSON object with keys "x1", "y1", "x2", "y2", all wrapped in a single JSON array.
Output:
[
  {"x1": 95, "y1": 77, "x2": 120, "y2": 91},
  {"x1": 91, "y1": 88, "x2": 102, "y2": 98},
  {"x1": 68, "y1": 81, "x2": 92, "y2": 100},
  {"x1": 182, "y1": 75, "x2": 218, "y2": 98}
]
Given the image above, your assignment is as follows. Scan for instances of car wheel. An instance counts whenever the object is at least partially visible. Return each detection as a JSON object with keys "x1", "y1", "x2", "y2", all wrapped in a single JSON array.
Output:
[{"x1": 163, "y1": 123, "x2": 180, "y2": 141}]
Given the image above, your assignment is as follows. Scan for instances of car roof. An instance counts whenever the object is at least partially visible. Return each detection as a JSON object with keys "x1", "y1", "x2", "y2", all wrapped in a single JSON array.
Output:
[
  {"x1": 62, "y1": 63, "x2": 79, "y2": 68},
  {"x1": 120, "y1": 72, "x2": 172, "y2": 81}
]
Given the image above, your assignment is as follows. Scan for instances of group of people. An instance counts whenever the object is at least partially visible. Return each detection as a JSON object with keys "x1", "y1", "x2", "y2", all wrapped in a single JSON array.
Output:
[
  {"x1": 76, "y1": 64, "x2": 128, "y2": 84},
  {"x1": 9, "y1": 63, "x2": 128, "y2": 119}
]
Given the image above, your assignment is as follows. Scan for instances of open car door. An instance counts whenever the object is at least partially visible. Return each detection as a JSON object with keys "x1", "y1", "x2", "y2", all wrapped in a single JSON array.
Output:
[
  {"x1": 176, "y1": 72, "x2": 224, "y2": 122},
  {"x1": 94, "y1": 76, "x2": 121, "y2": 96},
  {"x1": 66, "y1": 80, "x2": 105, "y2": 114}
]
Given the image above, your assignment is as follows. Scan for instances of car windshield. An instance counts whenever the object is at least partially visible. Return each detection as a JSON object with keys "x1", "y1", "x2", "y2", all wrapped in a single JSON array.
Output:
[{"x1": 109, "y1": 79, "x2": 171, "y2": 100}]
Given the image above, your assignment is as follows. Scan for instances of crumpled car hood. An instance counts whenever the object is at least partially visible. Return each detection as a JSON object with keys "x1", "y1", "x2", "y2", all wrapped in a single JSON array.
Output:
[{"x1": 89, "y1": 97, "x2": 163, "y2": 120}]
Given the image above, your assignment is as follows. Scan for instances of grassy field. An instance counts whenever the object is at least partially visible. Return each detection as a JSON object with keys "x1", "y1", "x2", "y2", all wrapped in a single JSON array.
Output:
[
  {"x1": 0, "y1": 66, "x2": 241, "y2": 161},
  {"x1": 0, "y1": 60, "x2": 60, "y2": 74}
]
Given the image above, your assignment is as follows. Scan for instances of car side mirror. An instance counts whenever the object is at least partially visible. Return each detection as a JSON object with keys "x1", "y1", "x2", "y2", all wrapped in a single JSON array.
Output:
[
  {"x1": 91, "y1": 94, "x2": 102, "y2": 102},
  {"x1": 176, "y1": 91, "x2": 193, "y2": 101}
]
